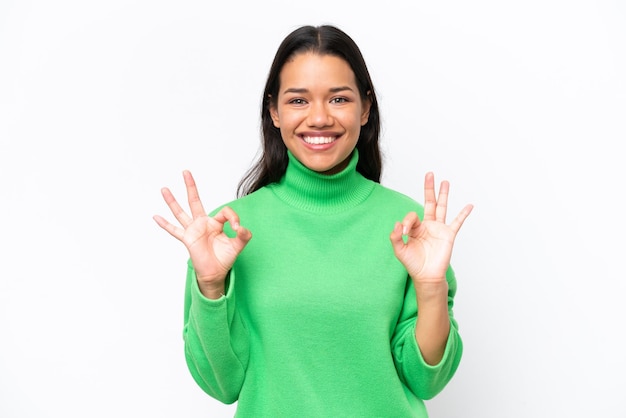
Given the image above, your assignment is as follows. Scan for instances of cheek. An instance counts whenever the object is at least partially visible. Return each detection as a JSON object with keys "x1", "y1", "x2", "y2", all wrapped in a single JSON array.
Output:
[
  {"x1": 343, "y1": 113, "x2": 363, "y2": 131},
  {"x1": 279, "y1": 124, "x2": 297, "y2": 144},
  {"x1": 277, "y1": 111, "x2": 299, "y2": 128}
]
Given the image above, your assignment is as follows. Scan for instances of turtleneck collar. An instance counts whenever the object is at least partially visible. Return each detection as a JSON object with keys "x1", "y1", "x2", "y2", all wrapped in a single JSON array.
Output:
[{"x1": 268, "y1": 149, "x2": 375, "y2": 213}]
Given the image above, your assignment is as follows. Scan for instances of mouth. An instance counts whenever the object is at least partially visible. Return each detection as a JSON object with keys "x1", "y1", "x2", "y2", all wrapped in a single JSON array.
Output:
[{"x1": 301, "y1": 136, "x2": 337, "y2": 145}]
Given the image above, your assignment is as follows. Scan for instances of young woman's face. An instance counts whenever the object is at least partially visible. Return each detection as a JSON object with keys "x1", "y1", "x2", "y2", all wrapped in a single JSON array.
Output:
[{"x1": 270, "y1": 52, "x2": 371, "y2": 175}]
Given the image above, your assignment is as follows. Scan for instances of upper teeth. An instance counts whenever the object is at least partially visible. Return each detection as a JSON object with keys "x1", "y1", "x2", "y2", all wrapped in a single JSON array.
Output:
[{"x1": 303, "y1": 136, "x2": 335, "y2": 144}]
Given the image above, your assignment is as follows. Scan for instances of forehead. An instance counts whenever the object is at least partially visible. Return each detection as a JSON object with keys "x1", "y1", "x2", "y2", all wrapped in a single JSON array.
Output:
[{"x1": 279, "y1": 52, "x2": 357, "y2": 90}]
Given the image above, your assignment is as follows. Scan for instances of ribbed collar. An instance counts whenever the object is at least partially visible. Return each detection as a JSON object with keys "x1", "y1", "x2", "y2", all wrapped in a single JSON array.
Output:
[{"x1": 268, "y1": 150, "x2": 375, "y2": 213}]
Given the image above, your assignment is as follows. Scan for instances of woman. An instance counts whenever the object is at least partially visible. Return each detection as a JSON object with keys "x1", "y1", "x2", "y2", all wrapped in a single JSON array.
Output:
[{"x1": 154, "y1": 25, "x2": 473, "y2": 417}]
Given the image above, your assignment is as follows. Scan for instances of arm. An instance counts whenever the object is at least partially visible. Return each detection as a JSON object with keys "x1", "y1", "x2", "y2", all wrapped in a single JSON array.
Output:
[
  {"x1": 154, "y1": 170, "x2": 253, "y2": 402},
  {"x1": 390, "y1": 172, "x2": 472, "y2": 363},
  {"x1": 389, "y1": 172, "x2": 472, "y2": 398},
  {"x1": 183, "y1": 262, "x2": 250, "y2": 403},
  {"x1": 391, "y1": 266, "x2": 463, "y2": 400}
]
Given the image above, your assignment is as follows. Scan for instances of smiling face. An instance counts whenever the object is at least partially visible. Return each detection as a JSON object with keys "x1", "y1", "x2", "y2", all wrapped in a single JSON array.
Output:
[{"x1": 269, "y1": 52, "x2": 371, "y2": 175}]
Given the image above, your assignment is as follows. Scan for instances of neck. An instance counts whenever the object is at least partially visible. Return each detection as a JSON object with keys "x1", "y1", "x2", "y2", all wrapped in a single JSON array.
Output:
[{"x1": 268, "y1": 150, "x2": 375, "y2": 214}]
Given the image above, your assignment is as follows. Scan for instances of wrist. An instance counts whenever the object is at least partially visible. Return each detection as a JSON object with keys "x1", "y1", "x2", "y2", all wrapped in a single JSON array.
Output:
[
  {"x1": 413, "y1": 280, "x2": 448, "y2": 305},
  {"x1": 196, "y1": 273, "x2": 227, "y2": 300},
  {"x1": 198, "y1": 282, "x2": 225, "y2": 300}
]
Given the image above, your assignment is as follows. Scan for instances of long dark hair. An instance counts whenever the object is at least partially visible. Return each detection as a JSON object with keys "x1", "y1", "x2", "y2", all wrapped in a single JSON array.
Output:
[{"x1": 237, "y1": 25, "x2": 382, "y2": 197}]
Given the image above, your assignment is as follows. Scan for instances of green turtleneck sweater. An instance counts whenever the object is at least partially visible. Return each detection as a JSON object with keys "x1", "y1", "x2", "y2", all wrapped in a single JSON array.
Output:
[{"x1": 183, "y1": 151, "x2": 462, "y2": 417}]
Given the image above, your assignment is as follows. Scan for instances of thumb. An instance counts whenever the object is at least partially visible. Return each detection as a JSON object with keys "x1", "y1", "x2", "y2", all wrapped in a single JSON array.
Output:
[
  {"x1": 231, "y1": 224, "x2": 252, "y2": 253},
  {"x1": 389, "y1": 222, "x2": 406, "y2": 255}
]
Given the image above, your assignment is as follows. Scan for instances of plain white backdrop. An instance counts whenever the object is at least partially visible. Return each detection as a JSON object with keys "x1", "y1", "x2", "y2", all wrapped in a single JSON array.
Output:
[{"x1": 1, "y1": 1, "x2": 625, "y2": 417}]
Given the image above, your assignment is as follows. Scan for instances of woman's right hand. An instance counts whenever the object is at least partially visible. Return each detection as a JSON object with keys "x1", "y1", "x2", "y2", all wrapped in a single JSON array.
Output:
[{"x1": 153, "y1": 170, "x2": 252, "y2": 299}]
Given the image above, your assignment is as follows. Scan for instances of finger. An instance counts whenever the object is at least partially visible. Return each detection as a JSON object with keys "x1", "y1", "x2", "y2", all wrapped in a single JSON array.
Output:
[
  {"x1": 449, "y1": 204, "x2": 474, "y2": 234},
  {"x1": 389, "y1": 221, "x2": 406, "y2": 253},
  {"x1": 183, "y1": 170, "x2": 208, "y2": 219},
  {"x1": 423, "y1": 172, "x2": 436, "y2": 221},
  {"x1": 153, "y1": 214, "x2": 184, "y2": 241},
  {"x1": 401, "y1": 211, "x2": 420, "y2": 236},
  {"x1": 231, "y1": 224, "x2": 253, "y2": 252},
  {"x1": 161, "y1": 187, "x2": 193, "y2": 227},
  {"x1": 213, "y1": 206, "x2": 252, "y2": 253},
  {"x1": 212, "y1": 206, "x2": 242, "y2": 230},
  {"x1": 435, "y1": 180, "x2": 450, "y2": 223}
]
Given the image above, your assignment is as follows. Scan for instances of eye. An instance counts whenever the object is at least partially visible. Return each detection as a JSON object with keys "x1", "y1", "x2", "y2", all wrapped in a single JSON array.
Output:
[
  {"x1": 330, "y1": 97, "x2": 349, "y2": 104},
  {"x1": 288, "y1": 98, "x2": 307, "y2": 105}
]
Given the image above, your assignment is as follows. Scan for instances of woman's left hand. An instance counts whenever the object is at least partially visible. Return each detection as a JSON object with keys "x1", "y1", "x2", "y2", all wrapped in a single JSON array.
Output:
[{"x1": 390, "y1": 172, "x2": 473, "y2": 286}]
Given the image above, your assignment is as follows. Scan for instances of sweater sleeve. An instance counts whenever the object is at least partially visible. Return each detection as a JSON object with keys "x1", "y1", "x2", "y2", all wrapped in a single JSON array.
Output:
[
  {"x1": 182, "y1": 259, "x2": 250, "y2": 404},
  {"x1": 390, "y1": 265, "x2": 463, "y2": 400}
]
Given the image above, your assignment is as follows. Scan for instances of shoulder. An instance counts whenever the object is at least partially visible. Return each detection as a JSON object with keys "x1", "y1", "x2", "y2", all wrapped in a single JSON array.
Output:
[
  {"x1": 371, "y1": 182, "x2": 424, "y2": 211},
  {"x1": 375, "y1": 183, "x2": 419, "y2": 203},
  {"x1": 207, "y1": 187, "x2": 274, "y2": 216}
]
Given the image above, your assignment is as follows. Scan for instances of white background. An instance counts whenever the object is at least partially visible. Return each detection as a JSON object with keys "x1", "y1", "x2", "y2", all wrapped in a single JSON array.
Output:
[{"x1": 1, "y1": 1, "x2": 625, "y2": 417}]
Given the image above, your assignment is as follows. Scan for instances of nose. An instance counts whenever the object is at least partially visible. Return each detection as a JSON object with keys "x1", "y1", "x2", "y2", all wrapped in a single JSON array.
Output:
[{"x1": 306, "y1": 101, "x2": 333, "y2": 127}]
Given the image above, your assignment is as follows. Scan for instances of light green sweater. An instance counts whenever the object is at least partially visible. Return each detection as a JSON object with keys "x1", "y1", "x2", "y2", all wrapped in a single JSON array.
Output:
[{"x1": 183, "y1": 150, "x2": 462, "y2": 417}]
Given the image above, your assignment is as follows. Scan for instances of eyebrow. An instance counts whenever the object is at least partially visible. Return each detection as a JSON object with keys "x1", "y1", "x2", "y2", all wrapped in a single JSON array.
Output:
[{"x1": 282, "y1": 86, "x2": 355, "y2": 95}]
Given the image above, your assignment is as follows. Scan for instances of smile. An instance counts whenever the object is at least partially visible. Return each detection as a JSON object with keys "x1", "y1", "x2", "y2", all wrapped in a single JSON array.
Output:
[{"x1": 302, "y1": 136, "x2": 336, "y2": 145}]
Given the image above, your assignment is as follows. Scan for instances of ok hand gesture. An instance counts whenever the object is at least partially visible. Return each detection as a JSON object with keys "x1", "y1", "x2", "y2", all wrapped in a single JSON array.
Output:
[
  {"x1": 153, "y1": 170, "x2": 252, "y2": 299},
  {"x1": 390, "y1": 172, "x2": 473, "y2": 287}
]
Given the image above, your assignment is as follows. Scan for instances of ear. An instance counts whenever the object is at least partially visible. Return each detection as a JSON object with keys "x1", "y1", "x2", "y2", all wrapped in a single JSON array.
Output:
[
  {"x1": 360, "y1": 91, "x2": 372, "y2": 126},
  {"x1": 269, "y1": 95, "x2": 280, "y2": 128}
]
